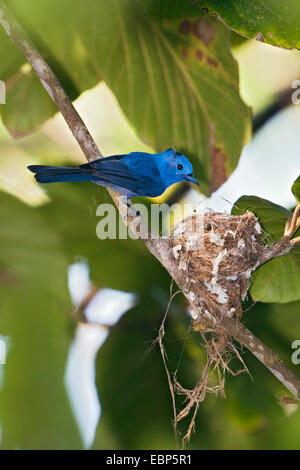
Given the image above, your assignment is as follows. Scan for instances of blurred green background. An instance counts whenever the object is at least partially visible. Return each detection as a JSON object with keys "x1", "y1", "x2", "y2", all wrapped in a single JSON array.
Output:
[{"x1": 0, "y1": 0, "x2": 300, "y2": 450}]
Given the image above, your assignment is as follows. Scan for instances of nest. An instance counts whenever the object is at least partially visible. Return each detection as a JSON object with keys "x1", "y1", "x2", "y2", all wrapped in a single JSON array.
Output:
[
  {"x1": 161, "y1": 207, "x2": 300, "y2": 445},
  {"x1": 170, "y1": 211, "x2": 265, "y2": 325},
  {"x1": 163, "y1": 211, "x2": 266, "y2": 444}
]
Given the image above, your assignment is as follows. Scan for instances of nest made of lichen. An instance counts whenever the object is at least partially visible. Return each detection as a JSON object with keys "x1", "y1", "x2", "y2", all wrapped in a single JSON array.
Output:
[
  {"x1": 155, "y1": 210, "x2": 267, "y2": 445},
  {"x1": 170, "y1": 211, "x2": 265, "y2": 322}
]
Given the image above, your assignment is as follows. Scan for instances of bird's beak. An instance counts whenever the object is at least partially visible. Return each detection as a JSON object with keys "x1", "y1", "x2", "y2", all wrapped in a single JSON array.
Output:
[{"x1": 185, "y1": 175, "x2": 199, "y2": 186}]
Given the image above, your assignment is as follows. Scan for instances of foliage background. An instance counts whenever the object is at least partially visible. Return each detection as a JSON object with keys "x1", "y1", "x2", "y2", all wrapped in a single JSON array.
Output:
[{"x1": 0, "y1": 0, "x2": 299, "y2": 450}]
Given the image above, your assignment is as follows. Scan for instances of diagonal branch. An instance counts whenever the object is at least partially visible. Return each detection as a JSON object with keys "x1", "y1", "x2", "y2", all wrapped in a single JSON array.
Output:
[{"x1": 0, "y1": 0, "x2": 299, "y2": 402}]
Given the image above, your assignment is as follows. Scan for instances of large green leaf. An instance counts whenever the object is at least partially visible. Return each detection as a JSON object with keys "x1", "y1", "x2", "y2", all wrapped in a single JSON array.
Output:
[
  {"x1": 232, "y1": 196, "x2": 300, "y2": 303},
  {"x1": 250, "y1": 255, "x2": 300, "y2": 304},
  {"x1": 80, "y1": 0, "x2": 251, "y2": 194},
  {"x1": 0, "y1": 191, "x2": 82, "y2": 449},
  {"x1": 195, "y1": 0, "x2": 300, "y2": 49},
  {"x1": 0, "y1": 18, "x2": 24, "y2": 82},
  {"x1": 1, "y1": 68, "x2": 57, "y2": 138}
]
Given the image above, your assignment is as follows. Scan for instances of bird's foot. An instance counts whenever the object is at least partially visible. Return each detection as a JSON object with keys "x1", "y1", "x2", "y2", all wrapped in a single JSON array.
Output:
[{"x1": 125, "y1": 200, "x2": 140, "y2": 218}]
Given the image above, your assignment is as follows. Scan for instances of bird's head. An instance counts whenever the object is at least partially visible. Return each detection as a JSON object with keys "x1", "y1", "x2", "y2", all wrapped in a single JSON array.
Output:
[{"x1": 159, "y1": 148, "x2": 199, "y2": 188}]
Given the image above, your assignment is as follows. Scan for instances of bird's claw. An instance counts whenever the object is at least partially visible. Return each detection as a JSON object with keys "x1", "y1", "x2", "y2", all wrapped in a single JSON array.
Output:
[{"x1": 126, "y1": 200, "x2": 140, "y2": 218}]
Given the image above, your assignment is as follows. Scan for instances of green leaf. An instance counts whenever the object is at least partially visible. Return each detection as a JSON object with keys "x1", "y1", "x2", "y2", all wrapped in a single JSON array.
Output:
[
  {"x1": 250, "y1": 255, "x2": 300, "y2": 304},
  {"x1": 0, "y1": 21, "x2": 24, "y2": 82},
  {"x1": 232, "y1": 195, "x2": 300, "y2": 303},
  {"x1": 0, "y1": 191, "x2": 82, "y2": 449},
  {"x1": 137, "y1": 0, "x2": 202, "y2": 18},
  {"x1": 196, "y1": 0, "x2": 300, "y2": 49},
  {"x1": 1, "y1": 67, "x2": 57, "y2": 137},
  {"x1": 80, "y1": 0, "x2": 251, "y2": 194},
  {"x1": 292, "y1": 175, "x2": 300, "y2": 203}
]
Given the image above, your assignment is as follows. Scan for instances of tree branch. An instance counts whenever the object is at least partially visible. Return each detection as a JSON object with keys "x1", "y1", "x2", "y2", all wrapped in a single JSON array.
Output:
[
  {"x1": 1, "y1": 0, "x2": 299, "y2": 401},
  {"x1": 221, "y1": 317, "x2": 300, "y2": 399}
]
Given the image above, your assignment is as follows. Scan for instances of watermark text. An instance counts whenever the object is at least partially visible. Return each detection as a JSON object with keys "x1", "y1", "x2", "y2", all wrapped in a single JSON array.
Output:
[
  {"x1": 291, "y1": 340, "x2": 300, "y2": 365},
  {"x1": 0, "y1": 80, "x2": 6, "y2": 104},
  {"x1": 95, "y1": 198, "x2": 206, "y2": 246}
]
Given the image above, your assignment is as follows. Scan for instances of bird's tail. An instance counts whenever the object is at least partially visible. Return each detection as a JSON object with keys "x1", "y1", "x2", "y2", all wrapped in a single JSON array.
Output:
[{"x1": 28, "y1": 165, "x2": 96, "y2": 184}]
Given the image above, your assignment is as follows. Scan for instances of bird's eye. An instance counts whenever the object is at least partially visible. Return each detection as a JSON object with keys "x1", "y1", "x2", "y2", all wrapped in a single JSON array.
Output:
[{"x1": 177, "y1": 164, "x2": 183, "y2": 170}]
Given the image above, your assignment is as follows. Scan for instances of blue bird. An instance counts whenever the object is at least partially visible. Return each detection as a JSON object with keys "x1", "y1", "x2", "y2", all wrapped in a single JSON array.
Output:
[{"x1": 28, "y1": 148, "x2": 198, "y2": 197}]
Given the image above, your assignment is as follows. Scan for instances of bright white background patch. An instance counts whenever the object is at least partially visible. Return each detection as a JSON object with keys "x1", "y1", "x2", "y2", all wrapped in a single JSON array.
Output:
[
  {"x1": 65, "y1": 261, "x2": 136, "y2": 448},
  {"x1": 185, "y1": 105, "x2": 300, "y2": 214}
]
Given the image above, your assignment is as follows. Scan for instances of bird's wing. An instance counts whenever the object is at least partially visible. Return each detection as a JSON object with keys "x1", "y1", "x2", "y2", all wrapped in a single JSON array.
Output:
[
  {"x1": 80, "y1": 156, "x2": 139, "y2": 191},
  {"x1": 80, "y1": 155, "x2": 163, "y2": 196}
]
